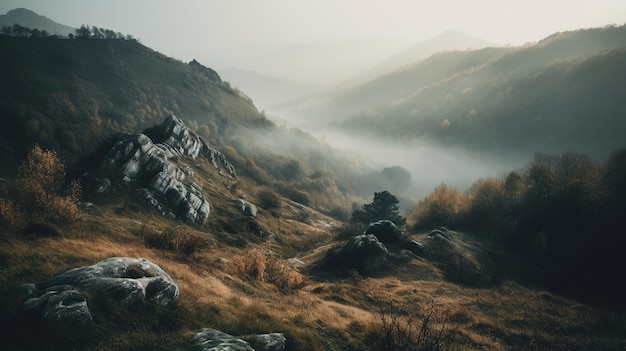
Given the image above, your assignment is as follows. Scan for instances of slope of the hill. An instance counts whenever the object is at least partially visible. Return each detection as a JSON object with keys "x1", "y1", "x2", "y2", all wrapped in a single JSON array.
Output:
[
  {"x1": 0, "y1": 35, "x2": 271, "y2": 170},
  {"x1": 336, "y1": 25, "x2": 626, "y2": 158},
  {"x1": 277, "y1": 25, "x2": 626, "y2": 158}
]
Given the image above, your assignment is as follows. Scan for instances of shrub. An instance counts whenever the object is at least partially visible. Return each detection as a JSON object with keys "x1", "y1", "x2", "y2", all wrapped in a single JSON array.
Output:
[
  {"x1": 410, "y1": 184, "x2": 467, "y2": 231},
  {"x1": 231, "y1": 249, "x2": 306, "y2": 293},
  {"x1": 145, "y1": 225, "x2": 206, "y2": 258},
  {"x1": 256, "y1": 187, "x2": 281, "y2": 210},
  {"x1": 367, "y1": 298, "x2": 465, "y2": 351},
  {"x1": 0, "y1": 197, "x2": 21, "y2": 229},
  {"x1": 16, "y1": 145, "x2": 82, "y2": 224}
]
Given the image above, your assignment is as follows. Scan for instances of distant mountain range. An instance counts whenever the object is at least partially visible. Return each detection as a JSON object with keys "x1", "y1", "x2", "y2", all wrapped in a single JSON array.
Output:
[
  {"x1": 278, "y1": 25, "x2": 626, "y2": 158},
  {"x1": 0, "y1": 8, "x2": 74, "y2": 36},
  {"x1": 219, "y1": 31, "x2": 497, "y2": 109}
]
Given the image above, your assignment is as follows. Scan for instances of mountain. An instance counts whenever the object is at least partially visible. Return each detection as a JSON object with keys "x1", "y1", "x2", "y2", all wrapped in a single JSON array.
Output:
[
  {"x1": 219, "y1": 68, "x2": 323, "y2": 110},
  {"x1": 377, "y1": 30, "x2": 496, "y2": 72},
  {"x1": 278, "y1": 25, "x2": 626, "y2": 158},
  {"x1": 337, "y1": 25, "x2": 626, "y2": 158},
  {"x1": 0, "y1": 8, "x2": 74, "y2": 36},
  {"x1": 343, "y1": 30, "x2": 497, "y2": 86},
  {"x1": 0, "y1": 35, "x2": 270, "y2": 167}
]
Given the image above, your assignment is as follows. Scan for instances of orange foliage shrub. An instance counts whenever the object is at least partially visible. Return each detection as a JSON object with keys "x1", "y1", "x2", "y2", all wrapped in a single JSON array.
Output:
[
  {"x1": 16, "y1": 145, "x2": 81, "y2": 224},
  {"x1": 231, "y1": 248, "x2": 306, "y2": 293}
]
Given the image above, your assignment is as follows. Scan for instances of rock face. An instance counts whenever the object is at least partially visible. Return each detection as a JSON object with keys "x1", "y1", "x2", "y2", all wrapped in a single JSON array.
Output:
[
  {"x1": 90, "y1": 115, "x2": 236, "y2": 224},
  {"x1": 364, "y1": 220, "x2": 405, "y2": 246},
  {"x1": 13, "y1": 257, "x2": 179, "y2": 333},
  {"x1": 340, "y1": 234, "x2": 388, "y2": 275},
  {"x1": 405, "y1": 240, "x2": 430, "y2": 258}
]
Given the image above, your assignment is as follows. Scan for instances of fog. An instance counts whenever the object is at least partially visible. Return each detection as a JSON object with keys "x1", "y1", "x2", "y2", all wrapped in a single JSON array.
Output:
[{"x1": 313, "y1": 129, "x2": 531, "y2": 201}]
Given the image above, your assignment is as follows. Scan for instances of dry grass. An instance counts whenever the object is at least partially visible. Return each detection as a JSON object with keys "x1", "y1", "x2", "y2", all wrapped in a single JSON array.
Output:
[{"x1": 1, "y1": 170, "x2": 625, "y2": 351}]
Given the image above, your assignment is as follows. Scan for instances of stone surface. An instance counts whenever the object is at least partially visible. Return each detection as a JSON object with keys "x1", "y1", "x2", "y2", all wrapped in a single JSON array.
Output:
[
  {"x1": 195, "y1": 328, "x2": 254, "y2": 351},
  {"x1": 254, "y1": 333, "x2": 287, "y2": 351},
  {"x1": 429, "y1": 228, "x2": 452, "y2": 241},
  {"x1": 364, "y1": 219, "x2": 405, "y2": 245},
  {"x1": 405, "y1": 240, "x2": 430, "y2": 258},
  {"x1": 340, "y1": 234, "x2": 388, "y2": 275},
  {"x1": 20, "y1": 284, "x2": 93, "y2": 329},
  {"x1": 12, "y1": 258, "x2": 178, "y2": 336},
  {"x1": 42, "y1": 257, "x2": 179, "y2": 307},
  {"x1": 89, "y1": 115, "x2": 236, "y2": 223},
  {"x1": 234, "y1": 198, "x2": 257, "y2": 217}
]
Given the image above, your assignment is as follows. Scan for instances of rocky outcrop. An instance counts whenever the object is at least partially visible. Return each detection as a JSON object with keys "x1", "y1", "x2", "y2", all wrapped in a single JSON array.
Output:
[
  {"x1": 42, "y1": 257, "x2": 179, "y2": 307},
  {"x1": 340, "y1": 234, "x2": 388, "y2": 275},
  {"x1": 89, "y1": 115, "x2": 236, "y2": 224},
  {"x1": 364, "y1": 219, "x2": 406, "y2": 246},
  {"x1": 11, "y1": 258, "x2": 178, "y2": 335}
]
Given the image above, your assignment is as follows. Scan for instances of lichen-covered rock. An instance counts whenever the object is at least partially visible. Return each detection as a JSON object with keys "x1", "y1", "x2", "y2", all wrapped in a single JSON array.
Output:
[
  {"x1": 253, "y1": 333, "x2": 287, "y2": 351},
  {"x1": 234, "y1": 198, "x2": 257, "y2": 217},
  {"x1": 405, "y1": 240, "x2": 429, "y2": 258},
  {"x1": 89, "y1": 115, "x2": 234, "y2": 223},
  {"x1": 341, "y1": 234, "x2": 388, "y2": 275},
  {"x1": 11, "y1": 258, "x2": 178, "y2": 337},
  {"x1": 195, "y1": 329, "x2": 254, "y2": 351},
  {"x1": 364, "y1": 220, "x2": 405, "y2": 245},
  {"x1": 20, "y1": 284, "x2": 93, "y2": 329},
  {"x1": 42, "y1": 257, "x2": 179, "y2": 307}
]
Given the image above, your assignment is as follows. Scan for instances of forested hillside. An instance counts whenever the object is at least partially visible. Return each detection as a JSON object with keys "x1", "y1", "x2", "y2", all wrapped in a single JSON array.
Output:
[
  {"x1": 336, "y1": 25, "x2": 626, "y2": 157},
  {"x1": 0, "y1": 35, "x2": 269, "y2": 167}
]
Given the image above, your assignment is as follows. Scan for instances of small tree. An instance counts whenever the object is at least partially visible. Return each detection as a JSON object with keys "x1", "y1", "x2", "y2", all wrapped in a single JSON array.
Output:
[
  {"x1": 16, "y1": 145, "x2": 81, "y2": 224},
  {"x1": 352, "y1": 190, "x2": 406, "y2": 226}
]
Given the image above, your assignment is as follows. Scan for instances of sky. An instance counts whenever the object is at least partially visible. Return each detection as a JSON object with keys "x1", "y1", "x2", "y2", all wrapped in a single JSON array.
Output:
[{"x1": 2, "y1": 0, "x2": 625, "y2": 61}]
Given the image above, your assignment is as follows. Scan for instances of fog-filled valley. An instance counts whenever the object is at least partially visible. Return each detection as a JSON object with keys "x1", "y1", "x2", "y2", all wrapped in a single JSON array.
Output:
[{"x1": 1, "y1": 4, "x2": 626, "y2": 351}]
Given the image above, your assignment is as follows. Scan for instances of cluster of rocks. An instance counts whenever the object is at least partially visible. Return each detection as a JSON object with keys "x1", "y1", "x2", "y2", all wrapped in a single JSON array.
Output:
[
  {"x1": 10, "y1": 257, "x2": 286, "y2": 350},
  {"x1": 88, "y1": 115, "x2": 237, "y2": 224},
  {"x1": 12, "y1": 257, "x2": 179, "y2": 333},
  {"x1": 195, "y1": 329, "x2": 286, "y2": 351},
  {"x1": 337, "y1": 220, "x2": 453, "y2": 275}
]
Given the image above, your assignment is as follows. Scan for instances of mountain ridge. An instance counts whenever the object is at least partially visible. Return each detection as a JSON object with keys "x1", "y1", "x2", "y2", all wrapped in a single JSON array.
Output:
[{"x1": 0, "y1": 8, "x2": 74, "y2": 36}]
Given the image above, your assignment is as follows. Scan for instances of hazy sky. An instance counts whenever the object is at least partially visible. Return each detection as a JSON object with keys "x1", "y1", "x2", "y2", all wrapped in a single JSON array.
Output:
[
  {"x1": 3, "y1": 1, "x2": 625, "y2": 50},
  {"x1": 2, "y1": 0, "x2": 625, "y2": 82}
]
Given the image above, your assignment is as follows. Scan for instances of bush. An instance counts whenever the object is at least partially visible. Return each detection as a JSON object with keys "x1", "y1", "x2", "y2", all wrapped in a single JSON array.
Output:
[
  {"x1": 145, "y1": 225, "x2": 206, "y2": 258},
  {"x1": 256, "y1": 187, "x2": 281, "y2": 210},
  {"x1": 410, "y1": 184, "x2": 467, "y2": 231},
  {"x1": 15, "y1": 145, "x2": 81, "y2": 224},
  {"x1": 367, "y1": 298, "x2": 465, "y2": 351},
  {"x1": 0, "y1": 197, "x2": 21, "y2": 229},
  {"x1": 231, "y1": 249, "x2": 306, "y2": 293}
]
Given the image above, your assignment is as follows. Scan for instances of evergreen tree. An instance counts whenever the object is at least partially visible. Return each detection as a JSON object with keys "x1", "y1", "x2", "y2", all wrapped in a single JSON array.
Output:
[{"x1": 352, "y1": 190, "x2": 406, "y2": 226}]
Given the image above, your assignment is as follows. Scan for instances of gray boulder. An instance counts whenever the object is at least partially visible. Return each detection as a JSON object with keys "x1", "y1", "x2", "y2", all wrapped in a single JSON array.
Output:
[
  {"x1": 20, "y1": 284, "x2": 93, "y2": 330},
  {"x1": 234, "y1": 198, "x2": 257, "y2": 217},
  {"x1": 405, "y1": 240, "x2": 429, "y2": 258},
  {"x1": 195, "y1": 329, "x2": 254, "y2": 351},
  {"x1": 42, "y1": 257, "x2": 179, "y2": 307},
  {"x1": 11, "y1": 258, "x2": 178, "y2": 336},
  {"x1": 341, "y1": 234, "x2": 388, "y2": 275},
  {"x1": 253, "y1": 333, "x2": 287, "y2": 351},
  {"x1": 428, "y1": 228, "x2": 452, "y2": 241},
  {"x1": 364, "y1": 220, "x2": 405, "y2": 245}
]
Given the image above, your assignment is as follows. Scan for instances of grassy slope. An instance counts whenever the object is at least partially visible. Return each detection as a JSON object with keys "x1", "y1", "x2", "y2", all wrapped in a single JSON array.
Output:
[{"x1": 1, "y1": 159, "x2": 625, "y2": 351}]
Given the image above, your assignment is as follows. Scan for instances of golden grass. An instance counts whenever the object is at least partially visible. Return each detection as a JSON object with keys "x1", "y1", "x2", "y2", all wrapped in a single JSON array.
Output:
[{"x1": 1, "y1": 175, "x2": 625, "y2": 351}]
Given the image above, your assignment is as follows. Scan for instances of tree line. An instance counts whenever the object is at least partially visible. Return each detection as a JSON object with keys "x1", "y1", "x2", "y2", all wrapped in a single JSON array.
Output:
[
  {"x1": 1, "y1": 23, "x2": 133, "y2": 40},
  {"x1": 410, "y1": 148, "x2": 626, "y2": 307}
]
